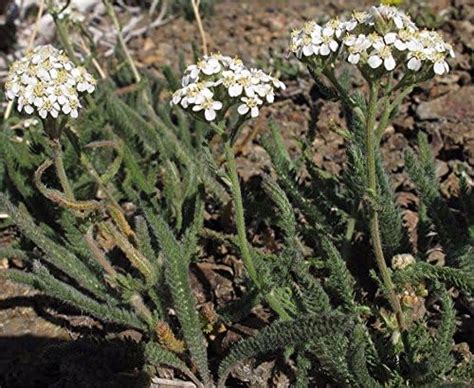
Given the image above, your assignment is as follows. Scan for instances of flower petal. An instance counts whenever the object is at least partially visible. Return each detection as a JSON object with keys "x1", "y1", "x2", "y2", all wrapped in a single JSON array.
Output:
[{"x1": 368, "y1": 55, "x2": 382, "y2": 69}]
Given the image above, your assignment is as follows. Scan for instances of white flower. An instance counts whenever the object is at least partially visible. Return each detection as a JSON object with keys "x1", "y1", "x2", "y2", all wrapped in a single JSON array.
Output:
[
  {"x1": 290, "y1": 21, "x2": 325, "y2": 58},
  {"x1": 344, "y1": 34, "x2": 371, "y2": 64},
  {"x1": 179, "y1": 83, "x2": 214, "y2": 108},
  {"x1": 39, "y1": 99, "x2": 61, "y2": 119},
  {"x1": 323, "y1": 18, "x2": 345, "y2": 39},
  {"x1": 192, "y1": 96, "x2": 223, "y2": 121},
  {"x1": 72, "y1": 67, "x2": 96, "y2": 93},
  {"x1": 392, "y1": 29, "x2": 417, "y2": 51},
  {"x1": 368, "y1": 43, "x2": 396, "y2": 71},
  {"x1": 4, "y1": 45, "x2": 95, "y2": 119},
  {"x1": 62, "y1": 97, "x2": 81, "y2": 118},
  {"x1": 351, "y1": 10, "x2": 371, "y2": 25},
  {"x1": 432, "y1": 53, "x2": 450, "y2": 75},
  {"x1": 185, "y1": 56, "x2": 222, "y2": 80},
  {"x1": 319, "y1": 30, "x2": 339, "y2": 56},
  {"x1": 230, "y1": 69, "x2": 260, "y2": 97},
  {"x1": 237, "y1": 96, "x2": 263, "y2": 118},
  {"x1": 290, "y1": 4, "x2": 453, "y2": 78},
  {"x1": 370, "y1": 4, "x2": 413, "y2": 30},
  {"x1": 406, "y1": 50, "x2": 425, "y2": 71},
  {"x1": 291, "y1": 20, "x2": 339, "y2": 59}
]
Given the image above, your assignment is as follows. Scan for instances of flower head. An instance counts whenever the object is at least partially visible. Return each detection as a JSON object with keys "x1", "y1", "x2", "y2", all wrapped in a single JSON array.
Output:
[
  {"x1": 170, "y1": 54, "x2": 285, "y2": 122},
  {"x1": 4, "y1": 45, "x2": 95, "y2": 119},
  {"x1": 290, "y1": 4, "x2": 454, "y2": 77}
]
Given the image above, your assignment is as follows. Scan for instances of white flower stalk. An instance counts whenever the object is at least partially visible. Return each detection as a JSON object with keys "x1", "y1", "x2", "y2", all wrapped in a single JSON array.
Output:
[
  {"x1": 4, "y1": 45, "x2": 96, "y2": 120},
  {"x1": 171, "y1": 54, "x2": 285, "y2": 122},
  {"x1": 290, "y1": 3, "x2": 454, "y2": 77}
]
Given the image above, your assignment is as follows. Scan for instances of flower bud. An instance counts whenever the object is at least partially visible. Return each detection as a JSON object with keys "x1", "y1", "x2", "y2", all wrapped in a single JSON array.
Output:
[{"x1": 391, "y1": 253, "x2": 416, "y2": 270}]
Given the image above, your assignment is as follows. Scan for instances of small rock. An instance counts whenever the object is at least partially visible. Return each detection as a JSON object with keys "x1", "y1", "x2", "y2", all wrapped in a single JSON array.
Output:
[
  {"x1": 435, "y1": 160, "x2": 450, "y2": 179},
  {"x1": 452, "y1": 20, "x2": 474, "y2": 50},
  {"x1": 0, "y1": 257, "x2": 8, "y2": 270},
  {"x1": 427, "y1": 248, "x2": 446, "y2": 266},
  {"x1": 416, "y1": 85, "x2": 474, "y2": 122},
  {"x1": 397, "y1": 192, "x2": 419, "y2": 208},
  {"x1": 116, "y1": 329, "x2": 143, "y2": 343},
  {"x1": 440, "y1": 172, "x2": 461, "y2": 197}
]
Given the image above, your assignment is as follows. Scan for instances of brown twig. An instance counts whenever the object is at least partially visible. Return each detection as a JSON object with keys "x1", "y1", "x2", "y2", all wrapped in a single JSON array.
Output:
[
  {"x1": 191, "y1": 0, "x2": 208, "y2": 56},
  {"x1": 28, "y1": 0, "x2": 45, "y2": 49}
]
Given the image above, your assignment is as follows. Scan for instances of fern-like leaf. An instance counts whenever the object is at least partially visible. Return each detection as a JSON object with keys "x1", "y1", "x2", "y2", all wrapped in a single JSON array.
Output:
[{"x1": 217, "y1": 313, "x2": 353, "y2": 387}]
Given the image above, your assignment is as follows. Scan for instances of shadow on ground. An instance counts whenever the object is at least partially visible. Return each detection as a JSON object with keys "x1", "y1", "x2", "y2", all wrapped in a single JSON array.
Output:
[{"x1": 0, "y1": 335, "x2": 149, "y2": 388}]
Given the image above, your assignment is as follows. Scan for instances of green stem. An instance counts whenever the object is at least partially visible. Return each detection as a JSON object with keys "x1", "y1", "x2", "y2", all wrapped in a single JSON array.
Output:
[
  {"x1": 223, "y1": 139, "x2": 291, "y2": 321},
  {"x1": 323, "y1": 68, "x2": 365, "y2": 123},
  {"x1": 341, "y1": 209, "x2": 357, "y2": 261},
  {"x1": 365, "y1": 82, "x2": 405, "y2": 331},
  {"x1": 50, "y1": 139, "x2": 75, "y2": 200},
  {"x1": 55, "y1": 18, "x2": 97, "y2": 110},
  {"x1": 375, "y1": 85, "x2": 415, "y2": 141},
  {"x1": 55, "y1": 18, "x2": 77, "y2": 64},
  {"x1": 223, "y1": 140, "x2": 258, "y2": 284},
  {"x1": 64, "y1": 128, "x2": 119, "y2": 208}
]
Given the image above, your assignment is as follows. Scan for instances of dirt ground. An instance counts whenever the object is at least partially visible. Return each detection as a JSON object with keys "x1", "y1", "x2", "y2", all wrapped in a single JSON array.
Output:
[{"x1": 0, "y1": 0, "x2": 473, "y2": 386}]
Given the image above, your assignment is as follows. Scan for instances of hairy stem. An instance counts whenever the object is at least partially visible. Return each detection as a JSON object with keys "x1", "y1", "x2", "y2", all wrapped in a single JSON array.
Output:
[
  {"x1": 365, "y1": 82, "x2": 405, "y2": 331},
  {"x1": 375, "y1": 85, "x2": 415, "y2": 141},
  {"x1": 55, "y1": 18, "x2": 77, "y2": 63},
  {"x1": 323, "y1": 68, "x2": 365, "y2": 123},
  {"x1": 223, "y1": 140, "x2": 258, "y2": 284},
  {"x1": 50, "y1": 139, "x2": 75, "y2": 200},
  {"x1": 223, "y1": 139, "x2": 291, "y2": 320}
]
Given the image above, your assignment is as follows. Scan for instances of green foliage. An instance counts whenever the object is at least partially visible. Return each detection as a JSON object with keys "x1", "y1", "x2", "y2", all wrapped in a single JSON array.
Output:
[
  {"x1": 320, "y1": 238, "x2": 356, "y2": 310},
  {"x1": 0, "y1": 195, "x2": 109, "y2": 300},
  {"x1": 6, "y1": 264, "x2": 144, "y2": 329},
  {"x1": 217, "y1": 313, "x2": 353, "y2": 387},
  {"x1": 142, "y1": 197, "x2": 211, "y2": 384},
  {"x1": 376, "y1": 155, "x2": 407, "y2": 256},
  {"x1": 144, "y1": 342, "x2": 200, "y2": 386}
]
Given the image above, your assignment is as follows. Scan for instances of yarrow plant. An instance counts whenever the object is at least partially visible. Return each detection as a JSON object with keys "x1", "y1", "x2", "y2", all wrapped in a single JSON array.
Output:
[
  {"x1": 290, "y1": 3, "x2": 455, "y2": 333},
  {"x1": 170, "y1": 53, "x2": 285, "y2": 122},
  {"x1": 171, "y1": 53, "x2": 292, "y2": 320},
  {"x1": 5, "y1": 45, "x2": 95, "y2": 119}
]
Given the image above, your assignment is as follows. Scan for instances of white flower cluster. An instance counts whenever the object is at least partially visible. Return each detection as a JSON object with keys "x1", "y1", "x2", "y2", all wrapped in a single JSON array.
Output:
[
  {"x1": 290, "y1": 4, "x2": 454, "y2": 75},
  {"x1": 4, "y1": 45, "x2": 96, "y2": 119},
  {"x1": 170, "y1": 54, "x2": 285, "y2": 122}
]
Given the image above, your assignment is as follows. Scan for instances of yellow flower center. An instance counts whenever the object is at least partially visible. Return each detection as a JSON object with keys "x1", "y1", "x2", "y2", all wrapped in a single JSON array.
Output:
[{"x1": 33, "y1": 82, "x2": 45, "y2": 97}]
